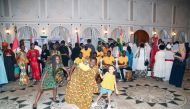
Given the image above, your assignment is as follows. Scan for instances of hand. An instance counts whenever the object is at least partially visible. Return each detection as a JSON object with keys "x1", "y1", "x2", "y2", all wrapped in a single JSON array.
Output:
[{"x1": 67, "y1": 76, "x2": 71, "y2": 81}]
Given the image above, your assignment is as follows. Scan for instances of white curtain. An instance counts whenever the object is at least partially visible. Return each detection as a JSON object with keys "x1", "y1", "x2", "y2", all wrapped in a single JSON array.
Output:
[
  {"x1": 160, "y1": 30, "x2": 171, "y2": 43},
  {"x1": 111, "y1": 28, "x2": 126, "y2": 42},
  {"x1": 18, "y1": 26, "x2": 37, "y2": 40},
  {"x1": 176, "y1": 32, "x2": 188, "y2": 43},
  {"x1": 51, "y1": 26, "x2": 70, "y2": 42},
  {"x1": 83, "y1": 27, "x2": 100, "y2": 46}
]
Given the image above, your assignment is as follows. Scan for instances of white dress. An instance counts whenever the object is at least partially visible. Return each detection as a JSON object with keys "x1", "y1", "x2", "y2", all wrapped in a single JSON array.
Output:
[
  {"x1": 136, "y1": 48, "x2": 147, "y2": 71},
  {"x1": 164, "y1": 50, "x2": 174, "y2": 81},
  {"x1": 132, "y1": 44, "x2": 138, "y2": 71},
  {"x1": 153, "y1": 50, "x2": 165, "y2": 78}
]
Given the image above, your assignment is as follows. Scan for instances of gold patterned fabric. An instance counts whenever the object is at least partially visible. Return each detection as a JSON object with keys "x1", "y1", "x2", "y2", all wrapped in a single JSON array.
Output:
[{"x1": 65, "y1": 66, "x2": 98, "y2": 109}]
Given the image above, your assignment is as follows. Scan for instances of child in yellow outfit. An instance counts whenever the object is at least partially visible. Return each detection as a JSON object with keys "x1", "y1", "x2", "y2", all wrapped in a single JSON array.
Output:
[{"x1": 92, "y1": 65, "x2": 119, "y2": 109}]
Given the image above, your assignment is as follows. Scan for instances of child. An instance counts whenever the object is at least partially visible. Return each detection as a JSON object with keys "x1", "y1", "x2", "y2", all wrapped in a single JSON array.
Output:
[{"x1": 92, "y1": 65, "x2": 119, "y2": 109}]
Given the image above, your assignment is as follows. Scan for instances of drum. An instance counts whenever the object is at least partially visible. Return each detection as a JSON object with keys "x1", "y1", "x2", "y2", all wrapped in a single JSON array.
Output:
[
  {"x1": 125, "y1": 70, "x2": 132, "y2": 81},
  {"x1": 55, "y1": 68, "x2": 65, "y2": 84}
]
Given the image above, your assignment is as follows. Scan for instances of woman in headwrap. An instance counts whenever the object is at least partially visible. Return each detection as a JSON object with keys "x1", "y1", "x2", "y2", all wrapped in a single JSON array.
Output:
[
  {"x1": 3, "y1": 41, "x2": 16, "y2": 81},
  {"x1": 27, "y1": 43, "x2": 41, "y2": 81}
]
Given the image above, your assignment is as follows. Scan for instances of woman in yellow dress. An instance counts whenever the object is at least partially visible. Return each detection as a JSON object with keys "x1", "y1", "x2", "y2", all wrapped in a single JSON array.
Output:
[{"x1": 65, "y1": 58, "x2": 98, "y2": 109}]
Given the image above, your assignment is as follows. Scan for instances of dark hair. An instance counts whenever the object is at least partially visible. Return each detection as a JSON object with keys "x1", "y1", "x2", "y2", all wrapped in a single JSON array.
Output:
[
  {"x1": 107, "y1": 50, "x2": 111, "y2": 53},
  {"x1": 10, "y1": 43, "x2": 13, "y2": 48},
  {"x1": 127, "y1": 46, "x2": 132, "y2": 54},
  {"x1": 61, "y1": 40, "x2": 65, "y2": 45},
  {"x1": 30, "y1": 43, "x2": 34, "y2": 47},
  {"x1": 159, "y1": 44, "x2": 165, "y2": 50},
  {"x1": 108, "y1": 65, "x2": 116, "y2": 75},
  {"x1": 19, "y1": 39, "x2": 24, "y2": 45},
  {"x1": 75, "y1": 43, "x2": 79, "y2": 47},
  {"x1": 87, "y1": 39, "x2": 91, "y2": 43},
  {"x1": 34, "y1": 41, "x2": 38, "y2": 46},
  {"x1": 140, "y1": 43, "x2": 144, "y2": 48}
]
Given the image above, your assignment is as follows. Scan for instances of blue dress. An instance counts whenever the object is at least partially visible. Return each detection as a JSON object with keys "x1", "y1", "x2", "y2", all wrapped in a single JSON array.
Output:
[
  {"x1": 126, "y1": 51, "x2": 133, "y2": 69},
  {"x1": 0, "y1": 50, "x2": 8, "y2": 84},
  {"x1": 169, "y1": 52, "x2": 185, "y2": 87}
]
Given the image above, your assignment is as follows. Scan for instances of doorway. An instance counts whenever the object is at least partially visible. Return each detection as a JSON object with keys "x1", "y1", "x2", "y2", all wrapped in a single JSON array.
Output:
[{"x1": 134, "y1": 30, "x2": 149, "y2": 46}]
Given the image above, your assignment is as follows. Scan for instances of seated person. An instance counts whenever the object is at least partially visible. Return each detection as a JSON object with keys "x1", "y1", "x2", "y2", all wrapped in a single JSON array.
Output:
[
  {"x1": 102, "y1": 50, "x2": 115, "y2": 73},
  {"x1": 96, "y1": 47, "x2": 104, "y2": 58},
  {"x1": 81, "y1": 45, "x2": 92, "y2": 59},
  {"x1": 118, "y1": 50, "x2": 128, "y2": 81},
  {"x1": 74, "y1": 52, "x2": 84, "y2": 65}
]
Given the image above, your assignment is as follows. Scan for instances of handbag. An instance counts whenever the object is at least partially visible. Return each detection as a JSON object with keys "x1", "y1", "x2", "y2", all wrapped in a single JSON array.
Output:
[
  {"x1": 14, "y1": 65, "x2": 20, "y2": 78},
  {"x1": 144, "y1": 59, "x2": 149, "y2": 66}
]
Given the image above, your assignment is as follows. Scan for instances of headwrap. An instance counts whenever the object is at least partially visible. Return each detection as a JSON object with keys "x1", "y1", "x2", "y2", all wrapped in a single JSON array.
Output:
[
  {"x1": 166, "y1": 44, "x2": 171, "y2": 49},
  {"x1": 2, "y1": 41, "x2": 8, "y2": 47}
]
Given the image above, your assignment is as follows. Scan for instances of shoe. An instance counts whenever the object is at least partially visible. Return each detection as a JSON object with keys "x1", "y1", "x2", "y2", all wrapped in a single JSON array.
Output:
[
  {"x1": 107, "y1": 105, "x2": 111, "y2": 109},
  {"x1": 118, "y1": 79, "x2": 124, "y2": 82},
  {"x1": 91, "y1": 102, "x2": 98, "y2": 107},
  {"x1": 33, "y1": 104, "x2": 37, "y2": 109}
]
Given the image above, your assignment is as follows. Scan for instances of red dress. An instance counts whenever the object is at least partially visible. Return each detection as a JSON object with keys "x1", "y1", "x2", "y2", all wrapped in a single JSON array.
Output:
[
  {"x1": 150, "y1": 35, "x2": 158, "y2": 69},
  {"x1": 27, "y1": 49, "x2": 40, "y2": 80}
]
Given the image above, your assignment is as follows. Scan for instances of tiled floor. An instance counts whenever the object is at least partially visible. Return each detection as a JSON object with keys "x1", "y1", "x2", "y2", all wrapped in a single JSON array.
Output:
[{"x1": 0, "y1": 70, "x2": 190, "y2": 109}]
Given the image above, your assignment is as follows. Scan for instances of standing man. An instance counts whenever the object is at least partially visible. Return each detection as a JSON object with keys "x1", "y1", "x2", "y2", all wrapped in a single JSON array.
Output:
[
  {"x1": 86, "y1": 39, "x2": 95, "y2": 57},
  {"x1": 59, "y1": 40, "x2": 70, "y2": 67}
]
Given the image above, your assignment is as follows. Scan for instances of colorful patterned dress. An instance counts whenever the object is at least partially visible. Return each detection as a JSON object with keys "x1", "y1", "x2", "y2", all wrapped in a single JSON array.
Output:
[
  {"x1": 17, "y1": 51, "x2": 30, "y2": 86},
  {"x1": 41, "y1": 64, "x2": 56, "y2": 89},
  {"x1": 41, "y1": 64, "x2": 64, "y2": 89},
  {"x1": 65, "y1": 66, "x2": 98, "y2": 109}
]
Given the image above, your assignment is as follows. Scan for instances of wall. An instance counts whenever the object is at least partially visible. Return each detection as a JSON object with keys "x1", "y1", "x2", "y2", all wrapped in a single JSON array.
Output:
[{"x1": 0, "y1": 0, "x2": 189, "y2": 45}]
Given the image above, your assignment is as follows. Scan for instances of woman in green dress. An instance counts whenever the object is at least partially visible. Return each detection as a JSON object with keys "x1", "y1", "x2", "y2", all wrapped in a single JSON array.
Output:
[{"x1": 33, "y1": 55, "x2": 69, "y2": 109}]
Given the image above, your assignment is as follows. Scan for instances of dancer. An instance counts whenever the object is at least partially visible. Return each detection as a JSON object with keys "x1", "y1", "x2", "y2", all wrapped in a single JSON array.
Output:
[
  {"x1": 65, "y1": 58, "x2": 98, "y2": 109},
  {"x1": 92, "y1": 65, "x2": 119, "y2": 109},
  {"x1": 33, "y1": 55, "x2": 68, "y2": 109}
]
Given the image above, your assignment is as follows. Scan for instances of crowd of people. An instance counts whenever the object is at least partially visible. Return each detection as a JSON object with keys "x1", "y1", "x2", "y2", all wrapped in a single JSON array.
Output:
[{"x1": 0, "y1": 35, "x2": 189, "y2": 109}]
